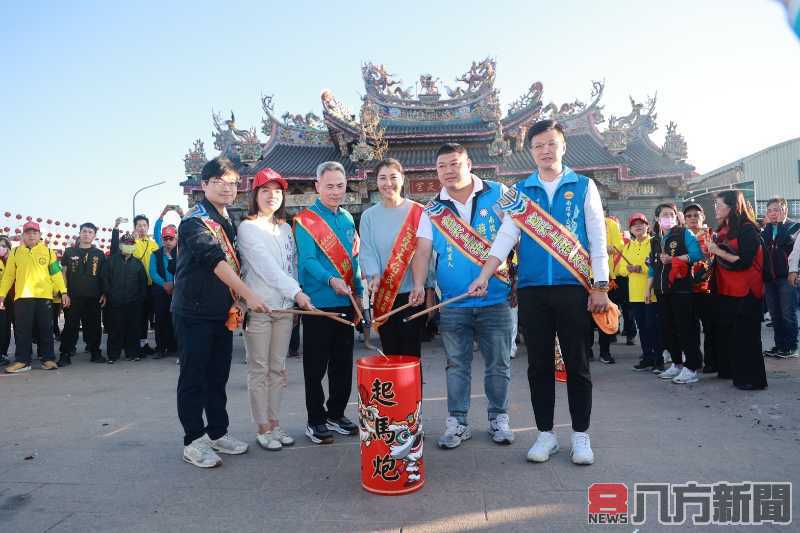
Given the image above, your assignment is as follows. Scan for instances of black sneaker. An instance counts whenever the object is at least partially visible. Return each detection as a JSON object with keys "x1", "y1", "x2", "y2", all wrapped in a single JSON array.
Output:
[
  {"x1": 90, "y1": 352, "x2": 105, "y2": 363},
  {"x1": 0, "y1": 355, "x2": 9, "y2": 366},
  {"x1": 305, "y1": 424, "x2": 334, "y2": 444},
  {"x1": 152, "y1": 350, "x2": 165, "y2": 360},
  {"x1": 626, "y1": 337, "x2": 636, "y2": 346},
  {"x1": 652, "y1": 362, "x2": 665, "y2": 374},
  {"x1": 58, "y1": 352, "x2": 73, "y2": 366},
  {"x1": 326, "y1": 416, "x2": 358, "y2": 435},
  {"x1": 702, "y1": 365, "x2": 717, "y2": 374},
  {"x1": 141, "y1": 344, "x2": 156, "y2": 356},
  {"x1": 633, "y1": 360, "x2": 653, "y2": 371},
  {"x1": 776, "y1": 347, "x2": 799, "y2": 359},
  {"x1": 599, "y1": 353, "x2": 616, "y2": 364}
]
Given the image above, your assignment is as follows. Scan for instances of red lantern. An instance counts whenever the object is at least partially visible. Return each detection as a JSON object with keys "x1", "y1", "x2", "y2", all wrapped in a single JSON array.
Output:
[
  {"x1": 4, "y1": 212, "x2": 10, "y2": 218},
  {"x1": 47, "y1": 219, "x2": 53, "y2": 224},
  {"x1": 3, "y1": 227, "x2": 8, "y2": 233},
  {"x1": 55, "y1": 221, "x2": 61, "y2": 226},
  {"x1": 36, "y1": 218, "x2": 42, "y2": 222},
  {"x1": 56, "y1": 233, "x2": 61, "y2": 238},
  {"x1": 15, "y1": 214, "x2": 22, "y2": 220},
  {"x1": 25, "y1": 216, "x2": 32, "y2": 221},
  {"x1": 15, "y1": 228, "x2": 20, "y2": 233}
]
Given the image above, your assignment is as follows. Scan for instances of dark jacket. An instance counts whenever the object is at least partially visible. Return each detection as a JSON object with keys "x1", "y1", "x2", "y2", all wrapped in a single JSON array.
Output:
[
  {"x1": 761, "y1": 220, "x2": 800, "y2": 280},
  {"x1": 61, "y1": 246, "x2": 106, "y2": 298},
  {"x1": 171, "y1": 199, "x2": 236, "y2": 321},
  {"x1": 102, "y1": 253, "x2": 147, "y2": 307},
  {"x1": 650, "y1": 226, "x2": 692, "y2": 295}
]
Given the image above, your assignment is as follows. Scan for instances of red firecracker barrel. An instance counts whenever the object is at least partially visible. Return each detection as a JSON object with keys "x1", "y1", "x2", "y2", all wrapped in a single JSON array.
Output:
[{"x1": 356, "y1": 355, "x2": 424, "y2": 495}]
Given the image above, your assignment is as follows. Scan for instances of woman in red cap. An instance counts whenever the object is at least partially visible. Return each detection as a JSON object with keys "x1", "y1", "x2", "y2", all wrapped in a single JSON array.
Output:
[
  {"x1": 238, "y1": 168, "x2": 313, "y2": 450},
  {"x1": 707, "y1": 190, "x2": 767, "y2": 390},
  {"x1": 616, "y1": 213, "x2": 663, "y2": 372}
]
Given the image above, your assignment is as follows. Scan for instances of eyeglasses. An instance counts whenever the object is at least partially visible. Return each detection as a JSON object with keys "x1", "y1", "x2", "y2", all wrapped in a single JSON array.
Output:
[{"x1": 208, "y1": 178, "x2": 240, "y2": 189}]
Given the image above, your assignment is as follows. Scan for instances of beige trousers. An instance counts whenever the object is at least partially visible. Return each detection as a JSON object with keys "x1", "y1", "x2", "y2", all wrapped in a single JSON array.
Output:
[{"x1": 244, "y1": 312, "x2": 294, "y2": 425}]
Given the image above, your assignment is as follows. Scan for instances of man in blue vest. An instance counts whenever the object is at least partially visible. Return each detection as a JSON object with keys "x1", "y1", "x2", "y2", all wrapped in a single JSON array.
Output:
[
  {"x1": 468, "y1": 120, "x2": 610, "y2": 465},
  {"x1": 410, "y1": 143, "x2": 514, "y2": 449}
]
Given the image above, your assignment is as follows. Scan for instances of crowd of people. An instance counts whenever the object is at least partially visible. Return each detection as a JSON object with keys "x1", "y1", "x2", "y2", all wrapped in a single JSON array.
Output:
[{"x1": 0, "y1": 118, "x2": 790, "y2": 470}]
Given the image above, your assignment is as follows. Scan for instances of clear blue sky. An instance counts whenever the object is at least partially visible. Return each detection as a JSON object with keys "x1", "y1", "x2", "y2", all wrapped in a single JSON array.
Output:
[{"x1": 1, "y1": 0, "x2": 798, "y2": 241}]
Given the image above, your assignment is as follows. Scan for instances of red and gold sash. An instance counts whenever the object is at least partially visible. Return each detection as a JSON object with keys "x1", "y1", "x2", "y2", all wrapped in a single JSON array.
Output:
[
  {"x1": 295, "y1": 208, "x2": 356, "y2": 290},
  {"x1": 425, "y1": 201, "x2": 510, "y2": 284},
  {"x1": 497, "y1": 187, "x2": 591, "y2": 291},
  {"x1": 187, "y1": 203, "x2": 242, "y2": 330},
  {"x1": 373, "y1": 202, "x2": 423, "y2": 320}
]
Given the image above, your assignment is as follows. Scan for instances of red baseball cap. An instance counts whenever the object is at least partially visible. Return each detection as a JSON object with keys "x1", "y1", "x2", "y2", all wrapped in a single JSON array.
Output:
[
  {"x1": 628, "y1": 212, "x2": 649, "y2": 227},
  {"x1": 22, "y1": 221, "x2": 40, "y2": 232},
  {"x1": 252, "y1": 168, "x2": 288, "y2": 191},
  {"x1": 161, "y1": 225, "x2": 177, "y2": 238}
]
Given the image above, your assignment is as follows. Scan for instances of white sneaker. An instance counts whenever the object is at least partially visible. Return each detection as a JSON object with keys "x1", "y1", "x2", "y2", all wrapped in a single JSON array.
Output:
[
  {"x1": 488, "y1": 414, "x2": 514, "y2": 445},
  {"x1": 570, "y1": 432, "x2": 594, "y2": 465},
  {"x1": 437, "y1": 416, "x2": 471, "y2": 449},
  {"x1": 272, "y1": 427, "x2": 294, "y2": 446},
  {"x1": 672, "y1": 367, "x2": 700, "y2": 384},
  {"x1": 256, "y1": 432, "x2": 282, "y2": 451},
  {"x1": 183, "y1": 437, "x2": 222, "y2": 468},
  {"x1": 658, "y1": 364, "x2": 682, "y2": 379},
  {"x1": 526, "y1": 431, "x2": 559, "y2": 462},
  {"x1": 208, "y1": 434, "x2": 249, "y2": 455}
]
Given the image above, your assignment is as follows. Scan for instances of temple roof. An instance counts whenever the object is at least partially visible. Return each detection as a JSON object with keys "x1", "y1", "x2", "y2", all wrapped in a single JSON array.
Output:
[{"x1": 181, "y1": 59, "x2": 694, "y2": 187}]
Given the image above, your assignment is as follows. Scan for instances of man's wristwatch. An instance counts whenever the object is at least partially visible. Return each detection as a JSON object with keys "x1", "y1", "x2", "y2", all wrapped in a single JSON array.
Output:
[{"x1": 591, "y1": 281, "x2": 610, "y2": 293}]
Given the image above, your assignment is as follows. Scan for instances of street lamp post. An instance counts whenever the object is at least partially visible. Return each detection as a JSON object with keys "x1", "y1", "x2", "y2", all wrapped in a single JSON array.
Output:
[{"x1": 132, "y1": 181, "x2": 166, "y2": 223}]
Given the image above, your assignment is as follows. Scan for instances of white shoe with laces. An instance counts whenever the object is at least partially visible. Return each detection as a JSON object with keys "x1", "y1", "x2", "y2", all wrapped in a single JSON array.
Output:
[
  {"x1": 272, "y1": 427, "x2": 294, "y2": 446},
  {"x1": 658, "y1": 364, "x2": 682, "y2": 380},
  {"x1": 488, "y1": 414, "x2": 514, "y2": 444},
  {"x1": 570, "y1": 432, "x2": 594, "y2": 465},
  {"x1": 208, "y1": 434, "x2": 249, "y2": 455},
  {"x1": 183, "y1": 437, "x2": 223, "y2": 468},
  {"x1": 256, "y1": 432, "x2": 282, "y2": 451},
  {"x1": 526, "y1": 431, "x2": 559, "y2": 462},
  {"x1": 672, "y1": 367, "x2": 700, "y2": 384}
]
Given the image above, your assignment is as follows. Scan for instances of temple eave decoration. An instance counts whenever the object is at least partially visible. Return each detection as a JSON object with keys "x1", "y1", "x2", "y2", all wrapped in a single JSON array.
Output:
[{"x1": 180, "y1": 58, "x2": 695, "y2": 216}]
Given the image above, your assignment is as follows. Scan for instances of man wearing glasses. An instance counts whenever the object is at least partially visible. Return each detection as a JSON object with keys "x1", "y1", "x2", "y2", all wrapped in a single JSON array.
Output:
[{"x1": 173, "y1": 156, "x2": 269, "y2": 468}]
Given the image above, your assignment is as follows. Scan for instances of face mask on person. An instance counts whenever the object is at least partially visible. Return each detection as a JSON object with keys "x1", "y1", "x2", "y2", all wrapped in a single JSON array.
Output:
[
  {"x1": 659, "y1": 217, "x2": 676, "y2": 231},
  {"x1": 120, "y1": 244, "x2": 136, "y2": 255}
]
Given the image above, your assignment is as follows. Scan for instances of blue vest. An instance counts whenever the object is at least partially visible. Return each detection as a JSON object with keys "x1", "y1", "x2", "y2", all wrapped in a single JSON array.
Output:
[
  {"x1": 429, "y1": 180, "x2": 510, "y2": 308},
  {"x1": 515, "y1": 167, "x2": 591, "y2": 288}
]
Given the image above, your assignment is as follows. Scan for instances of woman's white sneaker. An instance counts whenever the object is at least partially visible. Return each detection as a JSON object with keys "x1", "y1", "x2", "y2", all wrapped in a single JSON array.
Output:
[
  {"x1": 658, "y1": 364, "x2": 682, "y2": 379},
  {"x1": 256, "y1": 432, "x2": 282, "y2": 451},
  {"x1": 208, "y1": 434, "x2": 249, "y2": 455},
  {"x1": 272, "y1": 427, "x2": 294, "y2": 446},
  {"x1": 570, "y1": 432, "x2": 594, "y2": 465},
  {"x1": 672, "y1": 367, "x2": 700, "y2": 384},
  {"x1": 183, "y1": 438, "x2": 223, "y2": 468},
  {"x1": 526, "y1": 431, "x2": 559, "y2": 462}
]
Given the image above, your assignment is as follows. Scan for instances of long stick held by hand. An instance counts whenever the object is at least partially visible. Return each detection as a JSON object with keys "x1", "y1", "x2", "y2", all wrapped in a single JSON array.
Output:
[
  {"x1": 613, "y1": 246, "x2": 633, "y2": 266},
  {"x1": 403, "y1": 292, "x2": 471, "y2": 323},
  {"x1": 348, "y1": 292, "x2": 364, "y2": 325},
  {"x1": 371, "y1": 301, "x2": 413, "y2": 329},
  {"x1": 270, "y1": 309, "x2": 347, "y2": 318}
]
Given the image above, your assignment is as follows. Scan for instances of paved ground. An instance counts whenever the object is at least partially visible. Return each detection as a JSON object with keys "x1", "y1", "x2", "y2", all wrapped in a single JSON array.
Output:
[{"x1": 0, "y1": 323, "x2": 798, "y2": 532}]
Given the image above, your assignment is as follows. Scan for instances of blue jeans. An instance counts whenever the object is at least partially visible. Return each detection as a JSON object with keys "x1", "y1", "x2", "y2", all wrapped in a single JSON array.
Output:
[
  {"x1": 765, "y1": 278, "x2": 798, "y2": 350},
  {"x1": 630, "y1": 302, "x2": 661, "y2": 363},
  {"x1": 439, "y1": 303, "x2": 512, "y2": 424}
]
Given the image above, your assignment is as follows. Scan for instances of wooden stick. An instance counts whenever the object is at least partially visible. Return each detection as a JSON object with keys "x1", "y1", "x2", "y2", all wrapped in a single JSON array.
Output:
[
  {"x1": 403, "y1": 292, "x2": 471, "y2": 323},
  {"x1": 328, "y1": 315, "x2": 356, "y2": 327},
  {"x1": 371, "y1": 301, "x2": 413, "y2": 326},
  {"x1": 349, "y1": 292, "x2": 364, "y2": 325},
  {"x1": 270, "y1": 309, "x2": 346, "y2": 318},
  {"x1": 612, "y1": 246, "x2": 634, "y2": 266}
]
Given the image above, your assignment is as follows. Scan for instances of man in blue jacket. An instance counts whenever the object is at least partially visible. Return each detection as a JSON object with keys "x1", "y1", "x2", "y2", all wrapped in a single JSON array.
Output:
[
  {"x1": 173, "y1": 156, "x2": 268, "y2": 468},
  {"x1": 295, "y1": 161, "x2": 363, "y2": 445},
  {"x1": 469, "y1": 120, "x2": 610, "y2": 465},
  {"x1": 410, "y1": 143, "x2": 514, "y2": 449}
]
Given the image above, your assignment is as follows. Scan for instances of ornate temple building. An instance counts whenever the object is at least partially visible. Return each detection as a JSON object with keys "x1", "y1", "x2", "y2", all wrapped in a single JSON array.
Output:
[{"x1": 181, "y1": 58, "x2": 694, "y2": 223}]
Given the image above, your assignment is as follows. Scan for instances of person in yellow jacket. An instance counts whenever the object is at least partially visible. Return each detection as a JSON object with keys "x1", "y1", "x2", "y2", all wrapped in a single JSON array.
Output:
[
  {"x1": 0, "y1": 222, "x2": 70, "y2": 373},
  {"x1": 112, "y1": 215, "x2": 159, "y2": 356},
  {"x1": 614, "y1": 213, "x2": 663, "y2": 372}
]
